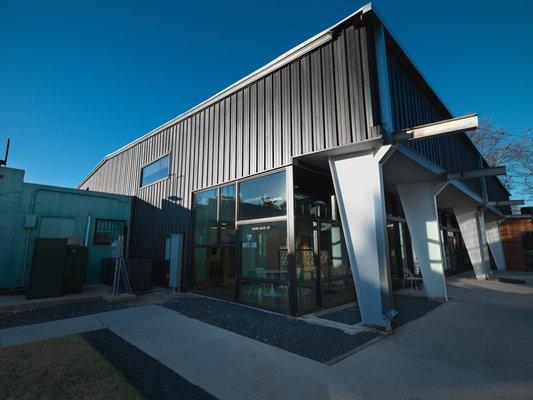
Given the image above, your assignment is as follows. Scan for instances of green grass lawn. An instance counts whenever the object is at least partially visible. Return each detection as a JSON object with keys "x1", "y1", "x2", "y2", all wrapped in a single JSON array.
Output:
[{"x1": 0, "y1": 334, "x2": 143, "y2": 400}]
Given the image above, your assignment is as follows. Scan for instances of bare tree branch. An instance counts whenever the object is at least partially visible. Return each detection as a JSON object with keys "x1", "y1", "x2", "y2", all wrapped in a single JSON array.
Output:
[{"x1": 468, "y1": 123, "x2": 532, "y2": 201}]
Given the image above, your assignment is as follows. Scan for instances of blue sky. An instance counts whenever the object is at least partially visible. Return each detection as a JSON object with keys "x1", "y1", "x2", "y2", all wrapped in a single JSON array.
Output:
[{"x1": 1, "y1": 0, "x2": 531, "y2": 200}]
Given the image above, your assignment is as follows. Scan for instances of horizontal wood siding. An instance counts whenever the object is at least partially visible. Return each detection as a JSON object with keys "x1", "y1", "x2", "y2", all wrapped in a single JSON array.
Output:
[{"x1": 499, "y1": 219, "x2": 533, "y2": 270}]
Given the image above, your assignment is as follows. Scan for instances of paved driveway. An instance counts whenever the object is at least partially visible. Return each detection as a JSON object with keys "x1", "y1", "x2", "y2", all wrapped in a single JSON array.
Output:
[
  {"x1": 1, "y1": 273, "x2": 532, "y2": 399},
  {"x1": 330, "y1": 275, "x2": 533, "y2": 399}
]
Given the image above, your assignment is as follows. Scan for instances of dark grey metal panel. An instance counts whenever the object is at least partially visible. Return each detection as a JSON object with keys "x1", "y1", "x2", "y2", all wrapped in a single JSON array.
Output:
[
  {"x1": 207, "y1": 106, "x2": 215, "y2": 187},
  {"x1": 290, "y1": 61, "x2": 302, "y2": 156},
  {"x1": 333, "y1": 31, "x2": 351, "y2": 147},
  {"x1": 300, "y1": 55, "x2": 313, "y2": 153},
  {"x1": 387, "y1": 46, "x2": 483, "y2": 196},
  {"x1": 359, "y1": 26, "x2": 379, "y2": 136},
  {"x1": 198, "y1": 110, "x2": 205, "y2": 189},
  {"x1": 242, "y1": 87, "x2": 250, "y2": 177},
  {"x1": 192, "y1": 113, "x2": 200, "y2": 191},
  {"x1": 224, "y1": 97, "x2": 231, "y2": 181},
  {"x1": 310, "y1": 48, "x2": 325, "y2": 151},
  {"x1": 322, "y1": 43, "x2": 338, "y2": 149},
  {"x1": 345, "y1": 26, "x2": 367, "y2": 142},
  {"x1": 281, "y1": 65, "x2": 292, "y2": 165},
  {"x1": 249, "y1": 83, "x2": 258, "y2": 174},
  {"x1": 257, "y1": 78, "x2": 265, "y2": 172},
  {"x1": 79, "y1": 23, "x2": 377, "y2": 278},
  {"x1": 225, "y1": 96, "x2": 232, "y2": 181},
  {"x1": 230, "y1": 93, "x2": 237, "y2": 181},
  {"x1": 265, "y1": 74, "x2": 273, "y2": 170},
  {"x1": 273, "y1": 70, "x2": 282, "y2": 167},
  {"x1": 236, "y1": 90, "x2": 244, "y2": 179},
  {"x1": 211, "y1": 103, "x2": 220, "y2": 185}
]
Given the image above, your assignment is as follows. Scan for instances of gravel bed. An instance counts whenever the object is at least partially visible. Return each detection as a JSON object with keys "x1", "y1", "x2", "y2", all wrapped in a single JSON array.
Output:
[
  {"x1": 0, "y1": 299, "x2": 132, "y2": 329},
  {"x1": 317, "y1": 294, "x2": 442, "y2": 328},
  {"x1": 164, "y1": 294, "x2": 378, "y2": 363},
  {"x1": 84, "y1": 329, "x2": 216, "y2": 400},
  {"x1": 391, "y1": 294, "x2": 442, "y2": 328},
  {"x1": 317, "y1": 305, "x2": 362, "y2": 325}
]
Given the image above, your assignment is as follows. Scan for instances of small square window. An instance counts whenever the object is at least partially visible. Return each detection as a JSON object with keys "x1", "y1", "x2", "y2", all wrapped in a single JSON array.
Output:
[{"x1": 94, "y1": 219, "x2": 126, "y2": 245}]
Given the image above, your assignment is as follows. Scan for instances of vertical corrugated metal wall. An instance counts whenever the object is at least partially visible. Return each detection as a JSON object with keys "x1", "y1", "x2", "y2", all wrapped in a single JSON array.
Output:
[
  {"x1": 387, "y1": 47, "x2": 483, "y2": 195},
  {"x1": 79, "y1": 23, "x2": 380, "y2": 270}
]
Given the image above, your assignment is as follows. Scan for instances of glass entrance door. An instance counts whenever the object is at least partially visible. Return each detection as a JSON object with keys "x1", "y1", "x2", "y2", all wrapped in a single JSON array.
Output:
[
  {"x1": 295, "y1": 217, "x2": 355, "y2": 313},
  {"x1": 318, "y1": 222, "x2": 355, "y2": 308}
]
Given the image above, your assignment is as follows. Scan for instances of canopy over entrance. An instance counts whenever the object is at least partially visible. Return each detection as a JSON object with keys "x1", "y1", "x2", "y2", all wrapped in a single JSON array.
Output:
[{"x1": 294, "y1": 115, "x2": 511, "y2": 328}]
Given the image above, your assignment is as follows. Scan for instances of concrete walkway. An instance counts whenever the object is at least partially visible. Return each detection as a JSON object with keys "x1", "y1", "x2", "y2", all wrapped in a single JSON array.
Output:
[{"x1": 1, "y1": 273, "x2": 532, "y2": 399}]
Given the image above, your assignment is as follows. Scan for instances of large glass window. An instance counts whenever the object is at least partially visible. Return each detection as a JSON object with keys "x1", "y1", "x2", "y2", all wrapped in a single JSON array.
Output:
[
  {"x1": 193, "y1": 189, "x2": 218, "y2": 245},
  {"x1": 239, "y1": 221, "x2": 289, "y2": 310},
  {"x1": 295, "y1": 219, "x2": 318, "y2": 312},
  {"x1": 294, "y1": 167, "x2": 335, "y2": 219},
  {"x1": 189, "y1": 166, "x2": 359, "y2": 316},
  {"x1": 319, "y1": 222, "x2": 355, "y2": 308},
  {"x1": 192, "y1": 247, "x2": 235, "y2": 300},
  {"x1": 219, "y1": 184, "x2": 236, "y2": 244},
  {"x1": 385, "y1": 190, "x2": 404, "y2": 218},
  {"x1": 387, "y1": 220, "x2": 412, "y2": 289},
  {"x1": 141, "y1": 155, "x2": 170, "y2": 187},
  {"x1": 192, "y1": 185, "x2": 236, "y2": 299},
  {"x1": 239, "y1": 172, "x2": 286, "y2": 220}
]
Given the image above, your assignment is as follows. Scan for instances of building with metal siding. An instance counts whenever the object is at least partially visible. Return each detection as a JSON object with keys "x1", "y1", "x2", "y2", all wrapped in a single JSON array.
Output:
[
  {"x1": 79, "y1": 20, "x2": 381, "y2": 264},
  {"x1": 79, "y1": 4, "x2": 511, "y2": 326}
]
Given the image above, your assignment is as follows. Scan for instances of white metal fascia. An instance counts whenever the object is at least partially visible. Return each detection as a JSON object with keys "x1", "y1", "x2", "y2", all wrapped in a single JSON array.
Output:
[{"x1": 394, "y1": 143, "x2": 488, "y2": 207}]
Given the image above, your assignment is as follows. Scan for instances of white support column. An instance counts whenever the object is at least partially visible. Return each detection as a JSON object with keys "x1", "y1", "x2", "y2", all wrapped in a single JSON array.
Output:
[
  {"x1": 486, "y1": 220, "x2": 506, "y2": 271},
  {"x1": 329, "y1": 147, "x2": 394, "y2": 329},
  {"x1": 454, "y1": 207, "x2": 491, "y2": 279},
  {"x1": 397, "y1": 182, "x2": 447, "y2": 301}
]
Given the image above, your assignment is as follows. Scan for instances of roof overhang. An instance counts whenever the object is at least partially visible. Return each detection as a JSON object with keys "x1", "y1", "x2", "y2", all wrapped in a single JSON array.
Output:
[
  {"x1": 293, "y1": 137, "x2": 383, "y2": 170},
  {"x1": 295, "y1": 140, "x2": 501, "y2": 218}
]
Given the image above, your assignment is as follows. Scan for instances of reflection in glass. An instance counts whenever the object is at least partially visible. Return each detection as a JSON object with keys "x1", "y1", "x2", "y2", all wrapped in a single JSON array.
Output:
[
  {"x1": 192, "y1": 247, "x2": 235, "y2": 299},
  {"x1": 239, "y1": 221, "x2": 289, "y2": 311},
  {"x1": 220, "y1": 184, "x2": 236, "y2": 244},
  {"x1": 295, "y1": 219, "x2": 318, "y2": 312},
  {"x1": 141, "y1": 155, "x2": 170, "y2": 187},
  {"x1": 319, "y1": 222, "x2": 355, "y2": 308},
  {"x1": 443, "y1": 230, "x2": 462, "y2": 275},
  {"x1": 193, "y1": 189, "x2": 218, "y2": 245},
  {"x1": 387, "y1": 220, "x2": 412, "y2": 289},
  {"x1": 294, "y1": 166, "x2": 335, "y2": 219},
  {"x1": 239, "y1": 172, "x2": 286, "y2": 220},
  {"x1": 239, "y1": 282, "x2": 290, "y2": 310}
]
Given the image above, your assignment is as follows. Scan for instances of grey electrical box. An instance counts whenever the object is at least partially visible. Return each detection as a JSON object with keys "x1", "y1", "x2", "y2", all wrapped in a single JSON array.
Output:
[
  {"x1": 168, "y1": 233, "x2": 183, "y2": 290},
  {"x1": 24, "y1": 214, "x2": 36, "y2": 229}
]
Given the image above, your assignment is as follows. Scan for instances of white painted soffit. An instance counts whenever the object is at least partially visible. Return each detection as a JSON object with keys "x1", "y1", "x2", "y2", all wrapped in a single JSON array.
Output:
[
  {"x1": 293, "y1": 137, "x2": 383, "y2": 169},
  {"x1": 389, "y1": 144, "x2": 486, "y2": 209}
]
